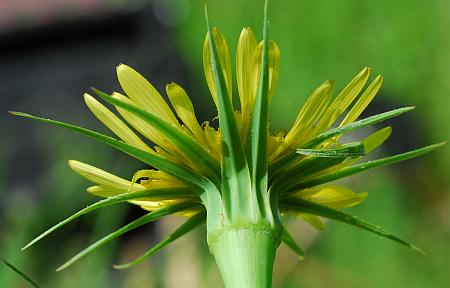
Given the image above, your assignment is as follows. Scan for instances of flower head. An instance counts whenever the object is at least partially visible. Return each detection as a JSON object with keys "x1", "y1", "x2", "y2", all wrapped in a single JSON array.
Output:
[{"x1": 13, "y1": 3, "x2": 443, "y2": 272}]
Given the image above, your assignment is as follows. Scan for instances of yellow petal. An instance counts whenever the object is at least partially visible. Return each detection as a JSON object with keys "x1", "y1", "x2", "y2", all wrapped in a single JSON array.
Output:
[
  {"x1": 132, "y1": 169, "x2": 179, "y2": 182},
  {"x1": 340, "y1": 75, "x2": 383, "y2": 126},
  {"x1": 237, "y1": 28, "x2": 258, "y2": 136},
  {"x1": 154, "y1": 146, "x2": 181, "y2": 163},
  {"x1": 87, "y1": 185, "x2": 169, "y2": 210},
  {"x1": 166, "y1": 83, "x2": 208, "y2": 146},
  {"x1": 268, "y1": 135, "x2": 280, "y2": 156},
  {"x1": 129, "y1": 169, "x2": 184, "y2": 191},
  {"x1": 301, "y1": 214, "x2": 325, "y2": 230},
  {"x1": 234, "y1": 110, "x2": 243, "y2": 135},
  {"x1": 116, "y1": 64, "x2": 179, "y2": 126},
  {"x1": 203, "y1": 122, "x2": 221, "y2": 158},
  {"x1": 296, "y1": 185, "x2": 368, "y2": 209},
  {"x1": 69, "y1": 160, "x2": 143, "y2": 191},
  {"x1": 203, "y1": 27, "x2": 232, "y2": 107},
  {"x1": 87, "y1": 185, "x2": 125, "y2": 197},
  {"x1": 139, "y1": 200, "x2": 188, "y2": 211},
  {"x1": 363, "y1": 126, "x2": 392, "y2": 153},
  {"x1": 111, "y1": 93, "x2": 169, "y2": 147},
  {"x1": 270, "y1": 80, "x2": 334, "y2": 160},
  {"x1": 83, "y1": 93, "x2": 153, "y2": 153},
  {"x1": 268, "y1": 41, "x2": 281, "y2": 103},
  {"x1": 296, "y1": 81, "x2": 335, "y2": 131},
  {"x1": 317, "y1": 67, "x2": 371, "y2": 131},
  {"x1": 111, "y1": 92, "x2": 191, "y2": 166},
  {"x1": 111, "y1": 94, "x2": 159, "y2": 140},
  {"x1": 252, "y1": 40, "x2": 281, "y2": 103}
]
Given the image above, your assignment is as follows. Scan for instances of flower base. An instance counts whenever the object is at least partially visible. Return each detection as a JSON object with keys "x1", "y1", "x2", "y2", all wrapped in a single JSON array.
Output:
[{"x1": 209, "y1": 226, "x2": 279, "y2": 288}]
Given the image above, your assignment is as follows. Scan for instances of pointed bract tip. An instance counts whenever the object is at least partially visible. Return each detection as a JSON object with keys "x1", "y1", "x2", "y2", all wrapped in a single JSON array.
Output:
[
  {"x1": 112, "y1": 263, "x2": 127, "y2": 270},
  {"x1": 9, "y1": 111, "x2": 23, "y2": 116},
  {"x1": 90, "y1": 87, "x2": 101, "y2": 94},
  {"x1": 264, "y1": 0, "x2": 270, "y2": 13},
  {"x1": 91, "y1": 87, "x2": 111, "y2": 99},
  {"x1": 204, "y1": 3, "x2": 209, "y2": 24},
  {"x1": 433, "y1": 141, "x2": 447, "y2": 148},
  {"x1": 404, "y1": 106, "x2": 415, "y2": 111},
  {"x1": 411, "y1": 244, "x2": 426, "y2": 255}
]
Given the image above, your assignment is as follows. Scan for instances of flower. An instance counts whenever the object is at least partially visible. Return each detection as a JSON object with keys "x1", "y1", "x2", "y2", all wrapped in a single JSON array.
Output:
[{"x1": 12, "y1": 3, "x2": 443, "y2": 276}]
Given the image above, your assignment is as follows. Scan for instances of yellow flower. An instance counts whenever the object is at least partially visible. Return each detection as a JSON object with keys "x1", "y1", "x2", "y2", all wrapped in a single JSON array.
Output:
[{"x1": 13, "y1": 3, "x2": 443, "y2": 279}]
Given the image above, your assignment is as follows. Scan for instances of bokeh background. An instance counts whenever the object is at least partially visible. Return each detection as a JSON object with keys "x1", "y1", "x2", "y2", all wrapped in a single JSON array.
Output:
[{"x1": 1, "y1": 0, "x2": 449, "y2": 287}]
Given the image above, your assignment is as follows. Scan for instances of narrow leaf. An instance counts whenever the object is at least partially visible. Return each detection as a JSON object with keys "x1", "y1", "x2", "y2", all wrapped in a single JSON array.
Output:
[
  {"x1": 281, "y1": 198, "x2": 424, "y2": 253},
  {"x1": 271, "y1": 107, "x2": 414, "y2": 178},
  {"x1": 297, "y1": 142, "x2": 365, "y2": 158},
  {"x1": 9, "y1": 111, "x2": 211, "y2": 189},
  {"x1": 56, "y1": 204, "x2": 203, "y2": 271},
  {"x1": 83, "y1": 93, "x2": 153, "y2": 152},
  {"x1": 0, "y1": 257, "x2": 40, "y2": 287},
  {"x1": 113, "y1": 210, "x2": 206, "y2": 269},
  {"x1": 294, "y1": 142, "x2": 445, "y2": 190},
  {"x1": 281, "y1": 228, "x2": 305, "y2": 258},
  {"x1": 247, "y1": 0, "x2": 270, "y2": 218},
  {"x1": 274, "y1": 157, "x2": 348, "y2": 193},
  {"x1": 22, "y1": 190, "x2": 198, "y2": 250},
  {"x1": 302, "y1": 107, "x2": 414, "y2": 149}
]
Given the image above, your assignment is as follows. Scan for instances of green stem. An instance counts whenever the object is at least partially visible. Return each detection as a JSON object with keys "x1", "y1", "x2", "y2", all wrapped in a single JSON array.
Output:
[{"x1": 209, "y1": 226, "x2": 279, "y2": 288}]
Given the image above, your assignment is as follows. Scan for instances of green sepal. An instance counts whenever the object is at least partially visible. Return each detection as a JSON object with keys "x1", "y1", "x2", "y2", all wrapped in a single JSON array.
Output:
[
  {"x1": 22, "y1": 189, "x2": 199, "y2": 250},
  {"x1": 113, "y1": 210, "x2": 206, "y2": 269},
  {"x1": 56, "y1": 204, "x2": 203, "y2": 271},
  {"x1": 281, "y1": 228, "x2": 304, "y2": 259},
  {"x1": 10, "y1": 111, "x2": 213, "y2": 190},
  {"x1": 297, "y1": 142, "x2": 365, "y2": 158},
  {"x1": 204, "y1": 6, "x2": 252, "y2": 222},
  {"x1": 293, "y1": 142, "x2": 446, "y2": 190},
  {"x1": 0, "y1": 257, "x2": 40, "y2": 287},
  {"x1": 280, "y1": 198, "x2": 424, "y2": 253},
  {"x1": 92, "y1": 88, "x2": 219, "y2": 180}
]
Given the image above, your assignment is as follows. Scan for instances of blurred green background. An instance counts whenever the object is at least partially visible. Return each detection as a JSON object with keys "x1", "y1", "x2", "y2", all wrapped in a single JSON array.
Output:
[{"x1": 0, "y1": 0, "x2": 448, "y2": 287}]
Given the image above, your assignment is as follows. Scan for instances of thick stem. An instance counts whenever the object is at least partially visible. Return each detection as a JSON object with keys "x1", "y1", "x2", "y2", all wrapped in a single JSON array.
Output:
[{"x1": 209, "y1": 226, "x2": 278, "y2": 288}]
